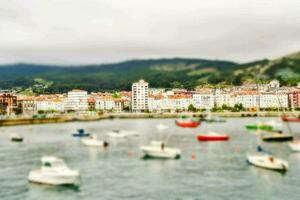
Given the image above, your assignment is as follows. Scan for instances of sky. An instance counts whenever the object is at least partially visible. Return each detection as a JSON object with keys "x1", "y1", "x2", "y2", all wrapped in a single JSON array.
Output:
[{"x1": 0, "y1": 0, "x2": 300, "y2": 65}]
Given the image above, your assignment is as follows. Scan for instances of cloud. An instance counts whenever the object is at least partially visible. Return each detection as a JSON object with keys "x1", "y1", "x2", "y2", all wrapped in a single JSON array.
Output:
[{"x1": 0, "y1": 0, "x2": 300, "y2": 64}]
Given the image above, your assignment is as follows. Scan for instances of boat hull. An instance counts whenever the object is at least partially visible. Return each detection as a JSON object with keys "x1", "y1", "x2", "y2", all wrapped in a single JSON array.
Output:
[
  {"x1": 28, "y1": 170, "x2": 80, "y2": 186},
  {"x1": 140, "y1": 146, "x2": 181, "y2": 159},
  {"x1": 245, "y1": 125, "x2": 273, "y2": 131},
  {"x1": 247, "y1": 154, "x2": 288, "y2": 171},
  {"x1": 175, "y1": 121, "x2": 200, "y2": 128},
  {"x1": 281, "y1": 116, "x2": 300, "y2": 122},
  {"x1": 289, "y1": 141, "x2": 300, "y2": 151},
  {"x1": 261, "y1": 135, "x2": 293, "y2": 142},
  {"x1": 197, "y1": 135, "x2": 229, "y2": 141}
]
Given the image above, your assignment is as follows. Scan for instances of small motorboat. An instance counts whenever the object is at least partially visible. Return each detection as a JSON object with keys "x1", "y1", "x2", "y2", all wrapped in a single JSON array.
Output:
[
  {"x1": 28, "y1": 156, "x2": 80, "y2": 185},
  {"x1": 140, "y1": 141, "x2": 181, "y2": 159},
  {"x1": 175, "y1": 117, "x2": 200, "y2": 128},
  {"x1": 197, "y1": 132, "x2": 229, "y2": 141},
  {"x1": 156, "y1": 124, "x2": 169, "y2": 130},
  {"x1": 281, "y1": 115, "x2": 300, "y2": 122},
  {"x1": 247, "y1": 154, "x2": 288, "y2": 171},
  {"x1": 202, "y1": 116, "x2": 226, "y2": 123},
  {"x1": 10, "y1": 134, "x2": 23, "y2": 142},
  {"x1": 72, "y1": 129, "x2": 90, "y2": 137},
  {"x1": 81, "y1": 134, "x2": 109, "y2": 147},
  {"x1": 288, "y1": 141, "x2": 300, "y2": 151},
  {"x1": 261, "y1": 133, "x2": 293, "y2": 142},
  {"x1": 106, "y1": 130, "x2": 127, "y2": 138},
  {"x1": 106, "y1": 130, "x2": 139, "y2": 138},
  {"x1": 245, "y1": 124, "x2": 273, "y2": 131}
]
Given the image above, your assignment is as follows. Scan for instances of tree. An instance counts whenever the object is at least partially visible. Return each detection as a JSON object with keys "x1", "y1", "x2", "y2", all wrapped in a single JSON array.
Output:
[{"x1": 188, "y1": 104, "x2": 197, "y2": 112}]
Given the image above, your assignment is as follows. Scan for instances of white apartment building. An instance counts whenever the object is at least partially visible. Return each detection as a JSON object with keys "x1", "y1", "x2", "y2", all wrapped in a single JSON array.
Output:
[
  {"x1": 132, "y1": 80, "x2": 149, "y2": 112},
  {"x1": 95, "y1": 97, "x2": 115, "y2": 111},
  {"x1": 259, "y1": 92, "x2": 288, "y2": 109},
  {"x1": 65, "y1": 89, "x2": 88, "y2": 111},
  {"x1": 36, "y1": 98, "x2": 65, "y2": 112},
  {"x1": 232, "y1": 91, "x2": 260, "y2": 109},
  {"x1": 192, "y1": 93, "x2": 214, "y2": 109}
]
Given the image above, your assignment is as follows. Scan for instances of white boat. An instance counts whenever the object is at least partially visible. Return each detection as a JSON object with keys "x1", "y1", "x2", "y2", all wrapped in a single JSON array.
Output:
[
  {"x1": 106, "y1": 130, "x2": 139, "y2": 138},
  {"x1": 289, "y1": 141, "x2": 300, "y2": 152},
  {"x1": 156, "y1": 124, "x2": 169, "y2": 130},
  {"x1": 247, "y1": 154, "x2": 288, "y2": 171},
  {"x1": 28, "y1": 156, "x2": 80, "y2": 185},
  {"x1": 10, "y1": 134, "x2": 23, "y2": 142},
  {"x1": 81, "y1": 135, "x2": 109, "y2": 147},
  {"x1": 140, "y1": 141, "x2": 181, "y2": 159}
]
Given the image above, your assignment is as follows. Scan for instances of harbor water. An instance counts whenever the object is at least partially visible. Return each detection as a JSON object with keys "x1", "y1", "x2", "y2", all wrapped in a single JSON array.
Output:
[{"x1": 0, "y1": 118, "x2": 300, "y2": 200}]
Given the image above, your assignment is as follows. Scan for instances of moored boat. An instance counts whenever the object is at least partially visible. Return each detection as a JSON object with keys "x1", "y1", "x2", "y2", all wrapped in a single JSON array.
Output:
[
  {"x1": 72, "y1": 129, "x2": 90, "y2": 137},
  {"x1": 281, "y1": 115, "x2": 300, "y2": 122},
  {"x1": 247, "y1": 154, "x2": 288, "y2": 171},
  {"x1": 81, "y1": 135, "x2": 109, "y2": 147},
  {"x1": 288, "y1": 141, "x2": 300, "y2": 151},
  {"x1": 261, "y1": 133, "x2": 293, "y2": 142},
  {"x1": 175, "y1": 117, "x2": 200, "y2": 128},
  {"x1": 10, "y1": 134, "x2": 23, "y2": 142},
  {"x1": 140, "y1": 141, "x2": 181, "y2": 159},
  {"x1": 197, "y1": 133, "x2": 229, "y2": 141},
  {"x1": 202, "y1": 116, "x2": 226, "y2": 123},
  {"x1": 28, "y1": 156, "x2": 80, "y2": 186},
  {"x1": 156, "y1": 124, "x2": 169, "y2": 130},
  {"x1": 245, "y1": 124, "x2": 273, "y2": 131}
]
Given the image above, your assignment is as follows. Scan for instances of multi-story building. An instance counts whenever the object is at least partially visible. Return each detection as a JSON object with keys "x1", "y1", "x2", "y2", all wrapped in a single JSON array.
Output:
[
  {"x1": 259, "y1": 92, "x2": 288, "y2": 109},
  {"x1": 0, "y1": 93, "x2": 17, "y2": 115},
  {"x1": 288, "y1": 90, "x2": 300, "y2": 109},
  {"x1": 131, "y1": 80, "x2": 149, "y2": 112},
  {"x1": 36, "y1": 95, "x2": 65, "y2": 112},
  {"x1": 64, "y1": 89, "x2": 88, "y2": 111},
  {"x1": 193, "y1": 89, "x2": 215, "y2": 109}
]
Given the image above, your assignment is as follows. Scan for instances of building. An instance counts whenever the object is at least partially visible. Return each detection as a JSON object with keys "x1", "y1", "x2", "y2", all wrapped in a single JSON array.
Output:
[
  {"x1": 288, "y1": 90, "x2": 300, "y2": 108},
  {"x1": 0, "y1": 93, "x2": 17, "y2": 115},
  {"x1": 259, "y1": 92, "x2": 288, "y2": 109},
  {"x1": 193, "y1": 89, "x2": 215, "y2": 109},
  {"x1": 35, "y1": 95, "x2": 65, "y2": 112},
  {"x1": 131, "y1": 80, "x2": 149, "y2": 112},
  {"x1": 64, "y1": 90, "x2": 88, "y2": 111}
]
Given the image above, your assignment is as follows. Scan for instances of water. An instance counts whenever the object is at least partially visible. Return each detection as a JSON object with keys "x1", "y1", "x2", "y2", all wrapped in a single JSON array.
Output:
[{"x1": 0, "y1": 118, "x2": 300, "y2": 200}]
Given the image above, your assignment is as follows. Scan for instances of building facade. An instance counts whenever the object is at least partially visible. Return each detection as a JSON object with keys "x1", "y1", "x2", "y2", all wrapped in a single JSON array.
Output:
[{"x1": 131, "y1": 80, "x2": 149, "y2": 112}]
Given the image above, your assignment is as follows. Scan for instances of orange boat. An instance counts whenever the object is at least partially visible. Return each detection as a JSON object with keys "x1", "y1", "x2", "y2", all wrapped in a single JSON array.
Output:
[
  {"x1": 175, "y1": 118, "x2": 200, "y2": 128},
  {"x1": 281, "y1": 116, "x2": 300, "y2": 122}
]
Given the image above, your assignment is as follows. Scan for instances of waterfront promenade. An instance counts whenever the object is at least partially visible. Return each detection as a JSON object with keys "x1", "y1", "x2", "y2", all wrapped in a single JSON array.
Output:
[{"x1": 0, "y1": 111, "x2": 299, "y2": 127}]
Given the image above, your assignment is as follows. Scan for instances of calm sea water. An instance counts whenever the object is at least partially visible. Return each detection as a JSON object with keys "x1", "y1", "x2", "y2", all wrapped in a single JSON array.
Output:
[{"x1": 0, "y1": 118, "x2": 300, "y2": 200}]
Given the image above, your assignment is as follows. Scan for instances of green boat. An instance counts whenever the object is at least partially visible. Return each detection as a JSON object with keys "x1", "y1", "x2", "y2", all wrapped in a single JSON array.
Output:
[{"x1": 245, "y1": 124, "x2": 273, "y2": 131}]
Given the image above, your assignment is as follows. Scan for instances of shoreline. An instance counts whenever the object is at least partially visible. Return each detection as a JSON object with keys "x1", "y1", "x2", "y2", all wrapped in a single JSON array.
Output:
[{"x1": 0, "y1": 112, "x2": 298, "y2": 127}]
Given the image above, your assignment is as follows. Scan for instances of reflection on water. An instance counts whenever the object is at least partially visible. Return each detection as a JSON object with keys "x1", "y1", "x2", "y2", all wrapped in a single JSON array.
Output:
[{"x1": 0, "y1": 118, "x2": 300, "y2": 200}]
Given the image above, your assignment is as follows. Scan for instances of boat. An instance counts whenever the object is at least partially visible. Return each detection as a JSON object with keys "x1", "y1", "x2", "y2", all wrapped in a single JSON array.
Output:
[
  {"x1": 175, "y1": 117, "x2": 200, "y2": 128},
  {"x1": 72, "y1": 129, "x2": 90, "y2": 137},
  {"x1": 245, "y1": 124, "x2": 273, "y2": 131},
  {"x1": 28, "y1": 156, "x2": 80, "y2": 185},
  {"x1": 247, "y1": 154, "x2": 288, "y2": 171},
  {"x1": 261, "y1": 133, "x2": 293, "y2": 142},
  {"x1": 10, "y1": 134, "x2": 23, "y2": 142},
  {"x1": 281, "y1": 115, "x2": 300, "y2": 122},
  {"x1": 156, "y1": 124, "x2": 169, "y2": 130},
  {"x1": 106, "y1": 130, "x2": 139, "y2": 138},
  {"x1": 106, "y1": 130, "x2": 127, "y2": 138},
  {"x1": 140, "y1": 141, "x2": 181, "y2": 159},
  {"x1": 81, "y1": 135, "x2": 109, "y2": 147},
  {"x1": 202, "y1": 116, "x2": 226, "y2": 123},
  {"x1": 288, "y1": 141, "x2": 300, "y2": 151},
  {"x1": 197, "y1": 132, "x2": 229, "y2": 141}
]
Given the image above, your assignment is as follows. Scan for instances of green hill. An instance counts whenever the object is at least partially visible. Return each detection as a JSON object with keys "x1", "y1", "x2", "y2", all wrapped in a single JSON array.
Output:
[{"x1": 0, "y1": 52, "x2": 299, "y2": 93}]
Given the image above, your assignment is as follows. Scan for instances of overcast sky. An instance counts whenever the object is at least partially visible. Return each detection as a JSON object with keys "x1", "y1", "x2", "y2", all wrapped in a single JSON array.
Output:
[{"x1": 0, "y1": 0, "x2": 300, "y2": 65}]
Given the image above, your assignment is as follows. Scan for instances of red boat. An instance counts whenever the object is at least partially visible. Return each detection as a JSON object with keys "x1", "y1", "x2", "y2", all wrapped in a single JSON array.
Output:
[
  {"x1": 197, "y1": 134, "x2": 229, "y2": 141},
  {"x1": 281, "y1": 116, "x2": 300, "y2": 122},
  {"x1": 175, "y1": 118, "x2": 200, "y2": 128}
]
